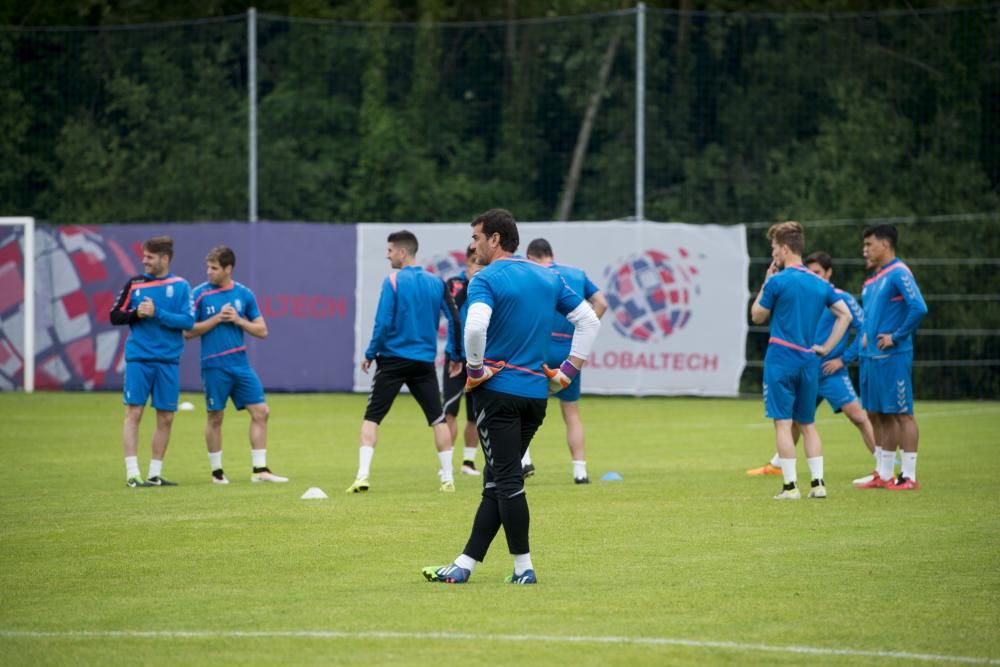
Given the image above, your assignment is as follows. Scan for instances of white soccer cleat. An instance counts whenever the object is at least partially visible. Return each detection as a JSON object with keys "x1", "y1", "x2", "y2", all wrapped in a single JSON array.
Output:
[
  {"x1": 251, "y1": 469, "x2": 289, "y2": 483},
  {"x1": 773, "y1": 486, "x2": 801, "y2": 500},
  {"x1": 852, "y1": 471, "x2": 876, "y2": 485}
]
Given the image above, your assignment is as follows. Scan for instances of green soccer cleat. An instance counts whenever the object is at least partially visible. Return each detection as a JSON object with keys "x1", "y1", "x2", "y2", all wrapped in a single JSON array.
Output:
[
  {"x1": 126, "y1": 476, "x2": 152, "y2": 488},
  {"x1": 439, "y1": 480, "x2": 455, "y2": 492},
  {"x1": 345, "y1": 477, "x2": 370, "y2": 493}
]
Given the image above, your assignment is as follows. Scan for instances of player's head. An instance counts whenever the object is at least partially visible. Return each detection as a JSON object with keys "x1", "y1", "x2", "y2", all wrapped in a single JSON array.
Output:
[
  {"x1": 471, "y1": 208, "x2": 519, "y2": 265},
  {"x1": 766, "y1": 221, "x2": 804, "y2": 269},
  {"x1": 862, "y1": 224, "x2": 897, "y2": 270},
  {"x1": 205, "y1": 245, "x2": 236, "y2": 287},
  {"x1": 804, "y1": 250, "x2": 833, "y2": 282},
  {"x1": 142, "y1": 236, "x2": 174, "y2": 277},
  {"x1": 464, "y1": 245, "x2": 482, "y2": 275},
  {"x1": 525, "y1": 238, "x2": 554, "y2": 264},
  {"x1": 386, "y1": 230, "x2": 418, "y2": 269}
]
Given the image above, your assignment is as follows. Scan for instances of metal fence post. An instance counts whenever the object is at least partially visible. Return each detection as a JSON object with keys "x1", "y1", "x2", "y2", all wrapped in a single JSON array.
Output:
[
  {"x1": 248, "y1": 7, "x2": 258, "y2": 223},
  {"x1": 635, "y1": 2, "x2": 646, "y2": 221}
]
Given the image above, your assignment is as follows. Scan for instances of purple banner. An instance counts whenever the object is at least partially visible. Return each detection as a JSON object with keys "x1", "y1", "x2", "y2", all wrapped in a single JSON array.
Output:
[{"x1": 0, "y1": 222, "x2": 357, "y2": 392}]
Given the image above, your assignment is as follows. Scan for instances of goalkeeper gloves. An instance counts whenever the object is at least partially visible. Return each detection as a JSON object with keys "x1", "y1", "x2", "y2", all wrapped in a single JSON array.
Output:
[
  {"x1": 465, "y1": 361, "x2": 504, "y2": 392},
  {"x1": 542, "y1": 360, "x2": 580, "y2": 394}
]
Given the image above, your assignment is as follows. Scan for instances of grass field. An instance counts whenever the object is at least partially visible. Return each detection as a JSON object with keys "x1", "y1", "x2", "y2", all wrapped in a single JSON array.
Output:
[{"x1": 0, "y1": 392, "x2": 998, "y2": 666}]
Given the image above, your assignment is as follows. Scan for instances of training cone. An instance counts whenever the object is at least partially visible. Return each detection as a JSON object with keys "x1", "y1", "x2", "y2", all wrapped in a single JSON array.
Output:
[
  {"x1": 178, "y1": 401, "x2": 195, "y2": 411},
  {"x1": 600, "y1": 471, "x2": 623, "y2": 481},
  {"x1": 300, "y1": 487, "x2": 328, "y2": 500}
]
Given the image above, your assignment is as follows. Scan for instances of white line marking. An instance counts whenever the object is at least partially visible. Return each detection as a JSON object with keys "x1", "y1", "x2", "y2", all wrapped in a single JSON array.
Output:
[{"x1": 0, "y1": 630, "x2": 996, "y2": 664}]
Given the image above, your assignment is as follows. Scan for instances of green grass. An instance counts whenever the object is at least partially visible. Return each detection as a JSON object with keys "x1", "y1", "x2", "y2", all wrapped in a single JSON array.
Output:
[{"x1": 0, "y1": 392, "x2": 998, "y2": 666}]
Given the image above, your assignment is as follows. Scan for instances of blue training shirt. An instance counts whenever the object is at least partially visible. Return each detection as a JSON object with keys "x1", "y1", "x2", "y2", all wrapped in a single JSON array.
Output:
[
  {"x1": 192, "y1": 281, "x2": 261, "y2": 369},
  {"x1": 815, "y1": 287, "x2": 864, "y2": 364},
  {"x1": 758, "y1": 264, "x2": 839, "y2": 368},
  {"x1": 859, "y1": 258, "x2": 928, "y2": 358},
  {"x1": 366, "y1": 265, "x2": 457, "y2": 364},
  {"x1": 468, "y1": 256, "x2": 584, "y2": 399},
  {"x1": 109, "y1": 272, "x2": 194, "y2": 363},
  {"x1": 444, "y1": 272, "x2": 470, "y2": 362},
  {"x1": 545, "y1": 262, "x2": 599, "y2": 361}
]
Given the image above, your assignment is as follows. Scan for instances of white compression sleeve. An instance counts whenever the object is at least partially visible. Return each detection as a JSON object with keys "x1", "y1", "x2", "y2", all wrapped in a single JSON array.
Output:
[
  {"x1": 566, "y1": 301, "x2": 601, "y2": 362},
  {"x1": 464, "y1": 302, "x2": 492, "y2": 368}
]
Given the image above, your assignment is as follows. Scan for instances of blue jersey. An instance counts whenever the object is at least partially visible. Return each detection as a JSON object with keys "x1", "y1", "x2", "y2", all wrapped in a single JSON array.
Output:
[
  {"x1": 192, "y1": 281, "x2": 261, "y2": 369},
  {"x1": 815, "y1": 287, "x2": 864, "y2": 364},
  {"x1": 545, "y1": 262, "x2": 599, "y2": 359},
  {"x1": 468, "y1": 256, "x2": 584, "y2": 399},
  {"x1": 859, "y1": 259, "x2": 928, "y2": 358},
  {"x1": 759, "y1": 264, "x2": 839, "y2": 368},
  {"x1": 366, "y1": 265, "x2": 458, "y2": 364},
  {"x1": 109, "y1": 273, "x2": 194, "y2": 363},
  {"x1": 444, "y1": 272, "x2": 471, "y2": 361}
]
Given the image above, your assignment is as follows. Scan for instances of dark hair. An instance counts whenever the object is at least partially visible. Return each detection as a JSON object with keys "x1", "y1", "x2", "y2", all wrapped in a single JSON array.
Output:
[
  {"x1": 143, "y1": 236, "x2": 174, "y2": 260},
  {"x1": 804, "y1": 250, "x2": 832, "y2": 271},
  {"x1": 387, "y1": 230, "x2": 418, "y2": 256},
  {"x1": 206, "y1": 245, "x2": 236, "y2": 269},
  {"x1": 472, "y1": 208, "x2": 519, "y2": 253},
  {"x1": 526, "y1": 238, "x2": 554, "y2": 260},
  {"x1": 465, "y1": 245, "x2": 476, "y2": 258},
  {"x1": 863, "y1": 224, "x2": 898, "y2": 250},
  {"x1": 766, "y1": 221, "x2": 805, "y2": 256}
]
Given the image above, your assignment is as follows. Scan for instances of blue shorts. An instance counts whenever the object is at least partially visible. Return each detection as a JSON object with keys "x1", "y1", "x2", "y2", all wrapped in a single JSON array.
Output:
[
  {"x1": 818, "y1": 369, "x2": 858, "y2": 413},
  {"x1": 123, "y1": 361, "x2": 180, "y2": 412},
  {"x1": 860, "y1": 353, "x2": 913, "y2": 414},
  {"x1": 202, "y1": 366, "x2": 266, "y2": 411},
  {"x1": 763, "y1": 359, "x2": 819, "y2": 423}
]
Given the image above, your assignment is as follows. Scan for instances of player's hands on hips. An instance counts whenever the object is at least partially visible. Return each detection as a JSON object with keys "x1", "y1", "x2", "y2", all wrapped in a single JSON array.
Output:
[
  {"x1": 361, "y1": 358, "x2": 373, "y2": 374},
  {"x1": 465, "y1": 362, "x2": 503, "y2": 392},
  {"x1": 811, "y1": 343, "x2": 830, "y2": 357},
  {"x1": 448, "y1": 360, "x2": 464, "y2": 378},
  {"x1": 137, "y1": 297, "x2": 155, "y2": 318},
  {"x1": 543, "y1": 360, "x2": 580, "y2": 394},
  {"x1": 876, "y1": 333, "x2": 895, "y2": 350},
  {"x1": 822, "y1": 358, "x2": 844, "y2": 375}
]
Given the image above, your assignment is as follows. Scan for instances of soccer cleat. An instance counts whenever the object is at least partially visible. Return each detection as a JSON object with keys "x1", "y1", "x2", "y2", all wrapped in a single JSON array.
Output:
[
  {"x1": 146, "y1": 476, "x2": 177, "y2": 486},
  {"x1": 345, "y1": 477, "x2": 370, "y2": 493},
  {"x1": 773, "y1": 485, "x2": 801, "y2": 500},
  {"x1": 422, "y1": 564, "x2": 471, "y2": 584},
  {"x1": 126, "y1": 476, "x2": 152, "y2": 488},
  {"x1": 574, "y1": 476, "x2": 590, "y2": 485},
  {"x1": 747, "y1": 463, "x2": 783, "y2": 476},
  {"x1": 887, "y1": 475, "x2": 920, "y2": 491},
  {"x1": 522, "y1": 463, "x2": 536, "y2": 479},
  {"x1": 251, "y1": 468, "x2": 288, "y2": 483},
  {"x1": 439, "y1": 480, "x2": 456, "y2": 492},
  {"x1": 211, "y1": 469, "x2": 230, "y2": 485},
  {"x1": 505, "y1": 569, "x2": 537, "y2": 584},
  {"x1": 808, "y1": 479, "x2": 827, "y2": 499},
  {"x1": 852, "y1": 470, "x2": 877, "y2": 485},
  {"x1": 461, "y1": 461, "x2": 481, "y2": 476},
  {"x1": 854, "y1": 476, "x2": 891, "y2": 489}
]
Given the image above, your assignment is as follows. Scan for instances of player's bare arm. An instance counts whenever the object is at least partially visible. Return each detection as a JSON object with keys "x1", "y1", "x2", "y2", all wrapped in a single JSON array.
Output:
[{"x1": 813, "y1": 299, "x2": 851, "y2": 357}]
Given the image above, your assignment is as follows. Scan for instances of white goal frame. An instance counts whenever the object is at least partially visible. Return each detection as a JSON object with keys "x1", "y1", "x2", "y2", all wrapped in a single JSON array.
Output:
[{"x1": 1, "y1": 217, "x2": 35, "y2": 393}]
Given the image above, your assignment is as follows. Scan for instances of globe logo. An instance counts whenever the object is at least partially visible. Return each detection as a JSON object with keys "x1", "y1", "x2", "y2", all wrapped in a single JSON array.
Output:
[
  {"x1": 0, "y1": 225, "x2": 137, "y2": 390},
  {"x1": 604, "y1": 248, "x2": 702, "y2": 343}
]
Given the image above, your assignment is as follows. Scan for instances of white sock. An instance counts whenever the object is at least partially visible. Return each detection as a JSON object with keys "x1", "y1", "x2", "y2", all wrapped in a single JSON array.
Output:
[
  {"x1": 208, "y1": 451, "x2": 222, "y2": 471},
  {"x1": 357, "y1": 446, "x2": 374, "y2": 479},
  {"x1": 455, "y1": 554, "x2": 477, "y2": 572},
  {"x1": 252, "y1": 449, "x2": 267, "y2": 469},
  {"x1": 807, "y1": 456, "x2": 824, "y2": 482},
  {"x1": 148, "y1": 459, "x2": 163, "y2": 479},
  {"x1": 125, "y1": 456, "x2": 140, "y2": 479},
  {"x1": 438, "y1": 448, "x2": 454, "y2": 483},
  {"x1": 878, "y1": 449, "x2": 897, "y2": 481},
  {"x1": 463, "y1": 447, "x2": 477, "y2": 463},
  {"x1": 769, "y1": 452, "x2": 781, "y2": 467},
  {"x1": 572, "y1": 460, "x2": 588, "y2": 479},
  {"x1": 901, "y1": 452, "x2": 918, "y2": 481},
  {"x1": 779, "y1": 458, "x2": 797, "y2": 486},
  {"x1": 521, "y1": 449, "x2": 532, "y2": 466},
  {"x1": 874, "y1": 445, "x2": 882, "y2": 467},
  {"x1": 513, "y1": 553, "x2": 533, "y2": 575}
]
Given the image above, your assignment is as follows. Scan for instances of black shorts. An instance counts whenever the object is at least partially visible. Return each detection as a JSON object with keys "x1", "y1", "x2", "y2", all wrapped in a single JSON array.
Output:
[
  {"x1": 472, "y1": 388, "x2": 547, "y2": 497},
  {"x1": 364, "y1": 356, "x2": 446, "y2": 426},
  {"x1": 442, "y1": 362, "x2": 475, "y2": 422}
]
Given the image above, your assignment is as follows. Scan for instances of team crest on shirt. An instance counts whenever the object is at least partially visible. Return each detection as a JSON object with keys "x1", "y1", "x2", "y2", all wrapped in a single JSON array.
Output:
[
  {"x1": 167, "y1": 285, "x2": 174, "y2": 298},
  {"x1": 235, "y1": 298, "x2": 243, "y2": 313}
]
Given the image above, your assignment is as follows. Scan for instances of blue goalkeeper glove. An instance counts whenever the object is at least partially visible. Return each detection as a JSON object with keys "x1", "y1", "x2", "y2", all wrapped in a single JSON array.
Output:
[
  {"x1": 542, "y1": 360, "x2": 580, "y2": 394},
  {"x1": 465, "y1": 362, "x2": 504, "y2": 392}
]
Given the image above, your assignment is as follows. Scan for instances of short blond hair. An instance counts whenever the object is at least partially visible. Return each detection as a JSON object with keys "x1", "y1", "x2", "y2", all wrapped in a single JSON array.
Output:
[{"x1": 767, "y1": 221, "x2": 805, "y2": 256}]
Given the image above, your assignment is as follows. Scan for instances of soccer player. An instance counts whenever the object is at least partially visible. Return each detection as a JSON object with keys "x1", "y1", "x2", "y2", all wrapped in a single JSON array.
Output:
[
  {"x1": 855, "y1": 224, "x2": 928, "y2": 490},
  {"x1": 185, "y1": 246, "x2": 287, "y2": 485},
  {"x1": 750, "y1": 223, "x2": 852, "y2": 500},
  {"x1": 347, "y1": 230, "x2": 461, "y2": 493},
  {"x1": 109, "y1": 236, "x2": 194, "y2": 488},
  {"x1": 423, "y1": 208, "x2": 601, "y2": 585},
  {"x1": 442, "y1": 247, "x2": 483, "y2": 476},
  {"x1": 746, "y1": 251, "x2": 877, "y2": 478},
  {"x1": 524, "y1": 237, "x2": 608, "y2": 484}
]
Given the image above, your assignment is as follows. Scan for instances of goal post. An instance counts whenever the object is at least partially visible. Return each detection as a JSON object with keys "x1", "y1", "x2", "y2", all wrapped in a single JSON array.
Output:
[{"x1": 0, "y1": 217, "x2": 35, "y2": 393}]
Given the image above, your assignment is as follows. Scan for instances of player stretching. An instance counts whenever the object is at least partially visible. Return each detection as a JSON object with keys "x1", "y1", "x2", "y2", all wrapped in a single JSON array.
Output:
[
  {"x1": 423, "y1": 209, "x2": 601, "y2": 584},
  {"x1": 110, "y1": 236, "x2": 194, "y2": 488},
  {"x1": 524, "y1": 238, "x2": 608, "y2": 484},
  {"x1": 348, "y1": 230, "x2": 461, "y2": 493},
  {"x1": 442, "y1": 247, "x2": 483, "y2": 476},
  {"x1": 186, "y1": 246, "x2": 287, "y2": 485},
  {"x1": 746, "y1": 251, "x2": 876, "y2": 477},
  {"x1": 855, "y1": 224, "x2": 928, "y2": 490},
  {"x1": 751, "y1": 223, "x2": 852, "y2": 500}
]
